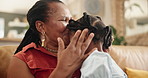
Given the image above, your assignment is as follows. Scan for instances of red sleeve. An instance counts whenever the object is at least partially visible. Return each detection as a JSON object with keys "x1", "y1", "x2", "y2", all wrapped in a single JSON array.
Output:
[{"x1": 13, "y1": 52, "x2": 27, "y2": 63}]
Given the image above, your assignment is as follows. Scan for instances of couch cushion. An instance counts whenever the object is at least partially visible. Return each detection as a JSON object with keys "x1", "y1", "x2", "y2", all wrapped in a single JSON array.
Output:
[
  {"x1": 0, "y1": 45, "x2": 18, "y2": 78},
  {"x1": 125, "y1": 67, "x2": 148, "y2": 78},
  {"x1": 109, "y1": 45, "x2": 148, "y2": 72}
]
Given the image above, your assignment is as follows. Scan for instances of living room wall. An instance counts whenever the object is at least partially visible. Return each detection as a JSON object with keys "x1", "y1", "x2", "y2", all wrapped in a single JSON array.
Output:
[
  {"x1": 0, "y1": 12, "x2": 27, "y2": 38},
  {"x1": 65, "y1": 0, "x2": 113, "y2": 26}
]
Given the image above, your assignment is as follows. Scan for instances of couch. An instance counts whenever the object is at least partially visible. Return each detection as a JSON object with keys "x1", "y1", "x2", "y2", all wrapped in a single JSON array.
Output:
[
  {"x1": 0, "y1": 45, "x2": 148, "y2": 78},
  {"x1": 0, "y1": 45, "x2": 18, "y2": 78}
]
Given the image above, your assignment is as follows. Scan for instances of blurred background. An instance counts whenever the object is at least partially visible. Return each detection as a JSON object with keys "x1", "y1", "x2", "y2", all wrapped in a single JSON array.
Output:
[{"x1": 0, "y1": 0, "x2": 147, "y2": 46}]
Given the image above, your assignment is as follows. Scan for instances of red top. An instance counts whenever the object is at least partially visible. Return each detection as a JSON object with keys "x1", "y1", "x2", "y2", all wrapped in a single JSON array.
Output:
[{"x1": 14, "y1": 43, "x2": 81, "y2": 78}]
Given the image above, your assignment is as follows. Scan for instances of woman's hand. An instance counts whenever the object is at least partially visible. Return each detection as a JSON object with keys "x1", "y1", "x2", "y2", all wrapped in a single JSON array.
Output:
[{"x1": 57, "y1": 29, "x2": 94, "y2": 75}]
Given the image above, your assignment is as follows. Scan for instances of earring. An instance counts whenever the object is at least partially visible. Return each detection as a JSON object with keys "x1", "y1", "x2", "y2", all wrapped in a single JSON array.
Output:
[{"x1": 41, "y1": 32, "x2": 45, "y2": 47}]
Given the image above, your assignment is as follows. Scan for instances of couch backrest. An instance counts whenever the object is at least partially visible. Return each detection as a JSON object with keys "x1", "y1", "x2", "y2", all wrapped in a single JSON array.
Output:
[
  {"x1": 109, "y1": 45, "x2": 148, "y2": 72},
  {"x1": 0, "y1": 45, "x2": 18, "y2": 78},
  {"x1": 0, "y1": 45, "x2": 148, "y2": 78}
]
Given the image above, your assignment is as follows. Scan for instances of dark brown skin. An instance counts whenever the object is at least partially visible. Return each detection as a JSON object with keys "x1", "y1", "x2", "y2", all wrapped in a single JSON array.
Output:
[{"x1": 7, "y1": 2, "x2": 94, "y2": 78}]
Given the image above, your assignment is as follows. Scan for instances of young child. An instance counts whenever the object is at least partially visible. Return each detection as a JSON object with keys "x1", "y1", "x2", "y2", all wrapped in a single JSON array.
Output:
[{"x1": 67, "y1": 13, "x2": 128, "y2": 78}]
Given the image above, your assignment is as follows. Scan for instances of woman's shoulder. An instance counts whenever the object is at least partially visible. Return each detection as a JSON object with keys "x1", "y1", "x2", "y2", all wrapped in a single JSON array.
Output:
[
  {"x1": 14, "y1": 42, "x2": 48, "y2": 57},
  {"x1": 14, "y1": 43, "x2": 38, "y2": 57},
  {"x1": 14, "y1": 42, "x2": 57, "y2": 62},
  {"x1": 14, "y1": 47, "x2": 37, "y2": 55},
  {"x1": 14, "y1": 43, "x2": 44, "y2": 62},
  {"x1": 13, "y1": 48, "x2": 38, "y2": 62}
]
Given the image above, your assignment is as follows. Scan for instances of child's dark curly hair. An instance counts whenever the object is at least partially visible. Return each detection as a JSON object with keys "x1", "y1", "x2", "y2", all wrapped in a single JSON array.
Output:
[{"x1": 67, "y1": 12, "x2": 113, "y2": 50}]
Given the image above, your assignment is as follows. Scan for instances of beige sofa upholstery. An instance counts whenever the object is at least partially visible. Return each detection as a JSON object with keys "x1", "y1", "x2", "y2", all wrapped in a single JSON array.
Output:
[
  {"x1": 109, "y1": 45, "x2": 148, "y2": 72},
  {"x1": 0, "y1": 45, "x2": 18, "y2": 78},
  {"x1": 0, "y1": 45, "x2": 148, "y2": 78}
]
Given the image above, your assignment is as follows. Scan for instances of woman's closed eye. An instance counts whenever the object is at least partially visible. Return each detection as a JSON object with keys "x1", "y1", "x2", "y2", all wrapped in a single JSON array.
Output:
[
  {"x1": 59, "y1": 16, "x2": 72, "y2": 22},
  {"x1": 59, "y1": 19, "x2": 67, "y2": 22},
  {"x1": 58, "y1": 18, "x2": 69, "y2": 26}
]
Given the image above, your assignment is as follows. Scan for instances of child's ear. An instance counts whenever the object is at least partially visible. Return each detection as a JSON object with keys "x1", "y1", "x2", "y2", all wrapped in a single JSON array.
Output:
[{"x1": 35, "y1": 21, "x2": 45, "y2": 33}]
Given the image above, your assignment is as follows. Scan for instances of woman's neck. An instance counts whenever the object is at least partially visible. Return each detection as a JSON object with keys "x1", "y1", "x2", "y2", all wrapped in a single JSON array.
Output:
[{"x1": 45, "y1": 40, "x2": 58, "y2": 50}]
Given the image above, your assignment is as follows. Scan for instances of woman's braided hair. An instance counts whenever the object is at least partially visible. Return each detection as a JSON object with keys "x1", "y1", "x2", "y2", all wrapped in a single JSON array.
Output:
[
  {"x1": 15, "y1": 0, "x2": 63, "y2": 54},
  {"x1": 67, "y1": 12, "x2": 113, "y2": 50}
]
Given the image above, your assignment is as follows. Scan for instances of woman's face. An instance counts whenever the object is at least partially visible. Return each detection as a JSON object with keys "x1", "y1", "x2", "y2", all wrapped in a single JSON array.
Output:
[{"x1": 44, "y1": 2, "x2": 72, "y2": 47}]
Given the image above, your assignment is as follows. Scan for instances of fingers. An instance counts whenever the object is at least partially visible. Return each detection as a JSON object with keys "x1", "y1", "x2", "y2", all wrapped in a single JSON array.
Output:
[
  {"x1": 68, "y1": 29, "x2": 94, "y2": 55},
  {"x1": 57, "y1": 37, "x2": 65, "y2": 53},
  {"x1": 76, "y1": 29, "x2": 88, "y2": 49},
  {"x1": 68, "y1": 30, "x2": 81, "y2": 47},
  {"x1": 81, "y1": 33, "x2": 94, "y2": 54}
]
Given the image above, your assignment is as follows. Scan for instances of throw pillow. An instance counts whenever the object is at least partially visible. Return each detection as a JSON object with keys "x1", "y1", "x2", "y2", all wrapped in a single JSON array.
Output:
[{"x1": 125, "y1": 67, "x2": 148, "y2": 78}]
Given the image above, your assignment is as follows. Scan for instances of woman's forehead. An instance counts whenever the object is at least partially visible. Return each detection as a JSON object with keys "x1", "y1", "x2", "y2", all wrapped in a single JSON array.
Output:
[{"x1": 47, "y1": 2, "x2": 71, "y2": 17}]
